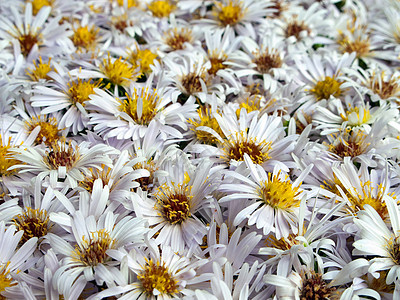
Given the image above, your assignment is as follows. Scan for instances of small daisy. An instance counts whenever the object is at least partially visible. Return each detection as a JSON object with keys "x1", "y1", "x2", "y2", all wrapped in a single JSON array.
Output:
[
  {"x1": 88, "y1": 241, "x2": 209, "y2": 299},
  {"x1": 344, "y1": 66, "x2": 400, "y2": 103},
  {"x1": 0, "y1": 221, "x2": 38, "y2": 299},
  {"x1": 10, "y1": 139, "x2": 115, "y2": 188},
  {"x1": 193, "y1": 0, "x2": 274, "y2": 34},
  {"x1": 353, "y1": 195, "x2": 400, "y2": 291},
  {"x1": 132, "y1": 153, "x2": 216, "y2": 253},
  {"x1": 0, "y1": 3, "x2": 71, "y2": 59},
  {"x1": 313, "y1": 96, "x2": 393, "y2": 135},
  {"x1": 219, "y1": 154, "x2": 313, "y2": 239},
  {"x1": 293, "y1": 51, "x2": 356, "y2": 108},
  {"x1": 234, "y1": 33, "x2": 294, "y2": 93},
  {"x1": 48, "y1": 211, "x2": 148, "y2": 297},
  {"x1": 190, "y1": 106, "x2": 297, "y2": 171},
  {"x1": 87, "y1": 74, "x2": 196, "y2": 140},
  {"x1": 30, "y1": 64, "x2": 105, "y2": 135}
]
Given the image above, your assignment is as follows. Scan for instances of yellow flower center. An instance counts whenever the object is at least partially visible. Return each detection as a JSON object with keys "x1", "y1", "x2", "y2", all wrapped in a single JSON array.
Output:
[
  {"x1": 208, "y1": 50, "x2": 228, "y2": 76},
  {"x1": 0, "y1": 263, "x2": 16, "y2": 297},
  {"x1": 26, "y1": 57, "x2": 53, "y2": 81},
  {"x1": 100, "y1": 55, "x2": 139, "y2": 86},
  {"x1": 44, "y1": 140, "x2": 79, "y2": 170},
  {"x1": 387, "y1": 236, "x2": 400, "y2": 265},
  {"x1": 214, "y1": 1, "x2": 244, "y2": 26},
  {"x1": 265, "y1": 232, "x2": 300, "y2": 251},
  {"x1": 68, "y1": 79, "x2": 102, "y2": 106},
  {"x1": 147, "y1": 0, "x2": 176, "y2": 18},
  {"x1": 30, "y1": 0, "x2": 53, "y2": 15},
  {"x1": 341, "y1": 106, "x2": 371, "y2": 126},
  {"x1": 138, "y1": 260, "x2": 179, "y2": 296},
  {"x1": 13, "y1": 208, "x2": 51, "y2": 245},
  {"x1": 25, "y1": 116, "x2": 60, "y2": 146},
  {"x1": 310, "y1": 76, "x2": 342, "y2": 101},
  {"x1": 154, "y1": 183, "x2": 192, "y2": 224},
  {"x1": 236, "y1": 96, "x2": 263, "y2": 116},
  {"x1": 223, "y1": 131, "x2": 272, "y2": 165},
  {"x1": 72, "y1": 25, "x2": 99, "y2": 52},
  {"x1": 253, "y1": 49, "x2": 282, "y2": 74},
  {"x1": 258, "y1": 172, "x2": 301, "y2": 210},
  {"x1": 348, "y1": 181, "x2": 394, "y2": 219},
  {"x1": 129, "y1": 48, "x2": 158, "y2": 76},
  {"x1": 0, "y1": 136, "x2": 20, "y2": 177},
  {"x1": 115, "y1": 0, "x2": 137, "y2": 8},
  {"x1": 72, "y1": 229, "x2": 115, "y2": 266},
  {"x1": 119, "y1": 88, "x2": 160, "y2": 125},
  {"x1": 188, "y1": 107, "x2": 224, "y2": 144},
  {"x1": 164, "y1": 28, "x2": 194, "y2": 51}
]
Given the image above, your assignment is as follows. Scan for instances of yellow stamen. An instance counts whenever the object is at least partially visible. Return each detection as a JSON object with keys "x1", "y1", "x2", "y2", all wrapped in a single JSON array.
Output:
[
  {"x1": 129, "y1": 48, "x2": 158, "y2": 76},
  {"x1": 68, "y1": 79, "x2": 103, "y2": 106},
  {"x1": 118, "y1": 88, "x2": 160, "y2": 125},
  {"x1": 188, "y1": 107, "x2": 224, "y2": 144},
  {"x1": 72, "y1": 229, "x2": 115, "y2": 266},
  {"x1": 223, "y1": 131, "x2": 272, "y2": 165},
  {"x1": 44, "y1": 140, "x2": 79, "y2": 170},
  {"x1": 165, "y1": 28, "x2": 194, "y2": 51},
  {"x1": 72, "y1": 25, "x2": 99, "y2": 52},
  {"x1": 13, "y1": 207, "x2": 51, "y2": 244},
  {"x1": 214, "y1": 0, "x2": 244, "y2": 26},
  {"x1": 257, "y1": 172, "x2": 301, "y2": 210},
  {"x1": 341, "y1": 106, "x2": 371, "y2": 126},
  {"x1": 0, "y1": 136, "x2": 20, "y2": 177},
  {"x1": 137, "y1": 259, "x2": 179, "y2": 296},
  {"x1": 25, "y1": 116, "x2": 61, "y2": 145},
  {"x1": 30, "y1": 0, "x2": 53, "y2": 15},
  {"x1": 100, "y1": 55, "x2": 139, "y2": 86},
  {"x1": 147, "y1": 0, "x2": 176, "y2": 18},
  {"x1": 154, "y1": 183, "x2": 192, "y2": 224},
  {"x1": 309, "y1": 76, "x2": 342, "y2": 101}
]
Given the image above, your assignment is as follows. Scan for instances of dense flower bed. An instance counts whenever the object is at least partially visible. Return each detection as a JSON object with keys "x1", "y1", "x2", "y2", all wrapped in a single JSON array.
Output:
[{"x1": 1, "y1": 0, "x2": 400, "y2": 299}]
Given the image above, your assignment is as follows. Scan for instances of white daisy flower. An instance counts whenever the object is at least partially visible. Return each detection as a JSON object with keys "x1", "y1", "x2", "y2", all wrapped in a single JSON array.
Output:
[
  {"x1": 0, "y1": 221, "x2": 38, "y2": 299},
  {"x1": 293, "y1": 51, "x2": 356, "y2": 108},
  {"x1": 353, "y1": 195, "x2": 400, "y2": 290},
  {"x1": 219, "y1": 154, "x2": 313, "y2": 239},
  {"x1": 0, "y1": 117, "x2": 38, "y2": 195},
  {"x1": 132, "y1": 153, "x2": 216, "y2": 253},
  {"x1": 87, "y1": 73, "x2": 195, "y2": 140},
  {"x1": 0, "y1": 3, "x2": 71, "y2": 60},
  {"x1": 193, "y1": 0, "x2": 274, "y2": 34},
  {"x1": 190, "y1": 106, "x2": 297, "y2": 171},
  {"x1": 48, "y1": 211, "x2": 148, "y2": 297},
  {"x1": 234, "y1": 33, "x2": 294, "y2": 93},
  {"x1": 313, "y1": 96, "x2": 394, "y2": 135},
  {"x1": 30, "y1": 64, "x2": 105, "y2": 135},
  {"x1": 264, "y1": 250, "x2": 374, "y2": 300},
  {"x1": 11, "y1": 139, "x2": 115, "y2": 188},
  {"x1": 343, "y1": 65, "x2": 400, "y2": 103},
  {"x1": 144, "y1": 17, "x2": 202, "y2": 54},
  {"x1": 161, "y1": 50, "x2": 226, "y2": 105},
  {"x1": 88, "y1": 241, "x2": 209, "y2": 300}
]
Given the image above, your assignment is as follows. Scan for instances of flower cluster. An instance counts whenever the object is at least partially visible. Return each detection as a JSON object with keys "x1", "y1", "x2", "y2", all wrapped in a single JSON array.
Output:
[{"x1": 1, "y1": 0, "x2": 400, "y2": 299}]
